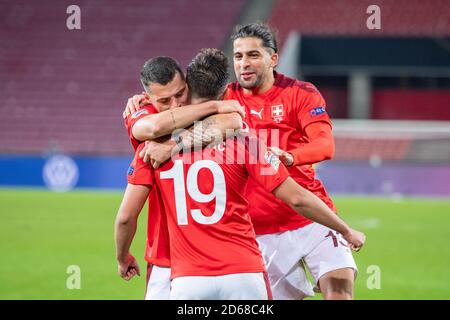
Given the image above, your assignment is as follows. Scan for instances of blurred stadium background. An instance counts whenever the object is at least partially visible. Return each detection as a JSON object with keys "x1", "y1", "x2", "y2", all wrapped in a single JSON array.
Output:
[{"x1": 0, "y1": 0, "x2": 449, "y2": 299}]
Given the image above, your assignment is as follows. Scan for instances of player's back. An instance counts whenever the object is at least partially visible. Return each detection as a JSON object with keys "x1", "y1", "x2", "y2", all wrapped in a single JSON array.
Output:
[{"x1": 153, "y1": 134, "x2": 288, "y2": 279}]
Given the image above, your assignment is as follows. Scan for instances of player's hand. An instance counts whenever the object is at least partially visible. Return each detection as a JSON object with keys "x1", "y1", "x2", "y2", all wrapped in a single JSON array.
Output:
[
  {"x1": 268, "y1": 146, "x2": 294, "y2": 166},
  {"x1": 342, "y1": 228, "x2": 366, "y2": 252},
  {"x1": 139, "y1": 139, "x2": 176, "y2": 168},
  {"x1": 215, "y1": 100, "x2": 245, "y2": 119},
  {"x1": 122, "y1": 92, "x2": 151, "y2": 119},
  {"x1": 117, "y1": 253, "x2": 141, "y2": 281}
]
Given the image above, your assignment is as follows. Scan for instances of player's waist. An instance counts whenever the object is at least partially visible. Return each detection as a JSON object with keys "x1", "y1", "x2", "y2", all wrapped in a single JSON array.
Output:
[
  {"x1": 170, "y1": 244, "x2": 265, "y2": 278},
  {"x1": 146, "y1": 256, "x2": 170, "y2": 267},
  {"x1": 145, "y1": 246, "x2": 170, "y2": 267},
  {"x1": 171, "y1": 265, "x2": 266, "y2": 280}
]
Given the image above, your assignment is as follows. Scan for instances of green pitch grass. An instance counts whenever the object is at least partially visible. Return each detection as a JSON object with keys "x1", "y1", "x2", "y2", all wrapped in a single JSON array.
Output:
[{"x1": 0, "y1": 189, "x2": 449, "y2": 300}]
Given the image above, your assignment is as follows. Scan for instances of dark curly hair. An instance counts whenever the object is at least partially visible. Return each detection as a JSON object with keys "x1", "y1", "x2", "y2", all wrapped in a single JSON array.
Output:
[{"x1": 186, "y1": 48, "x2": 229, "y2": 100}]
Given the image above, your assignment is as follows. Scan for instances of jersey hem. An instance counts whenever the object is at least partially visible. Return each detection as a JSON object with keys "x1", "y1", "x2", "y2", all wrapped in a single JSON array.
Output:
[{"x1": 171, "y1": 266, "x2": 266, "y2": 279}]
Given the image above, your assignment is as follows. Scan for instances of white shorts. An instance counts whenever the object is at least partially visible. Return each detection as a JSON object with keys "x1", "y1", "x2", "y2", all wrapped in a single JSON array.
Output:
[
  {"x1": 170, "y1": 272, "x2": 271, "y2": 300},
  {"x1": 145, "y1": 264, "x2": 171, "y2": 300},
  {"x1": 257, "y1": 222, "x2": 358, "y2": 299}
]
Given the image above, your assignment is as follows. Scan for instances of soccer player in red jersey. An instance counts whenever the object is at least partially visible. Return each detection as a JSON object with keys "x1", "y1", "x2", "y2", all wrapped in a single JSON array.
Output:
[
  {"x1": 224, "y1": 23, "x2": 359, "y2": 300},
  {"x1": 116, "y1": 56, "x2": 244, "y2": 299},
  {"x1": 117, "y1": 48, "x2": 365, "y2": 299}
]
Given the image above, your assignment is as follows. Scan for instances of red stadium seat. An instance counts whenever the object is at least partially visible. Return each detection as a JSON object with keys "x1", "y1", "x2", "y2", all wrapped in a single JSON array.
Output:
[
  {"x1": 269, "y1": 0, "x2": 450, "y2": 47},
  {"x1": 0, "y1": 0, "x2": 245, "y2": 155}
]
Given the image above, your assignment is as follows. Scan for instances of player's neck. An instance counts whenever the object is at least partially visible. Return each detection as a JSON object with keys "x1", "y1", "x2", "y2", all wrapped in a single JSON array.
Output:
[{"x1": 243, "y1": 71, "x2": 275, "y2": 96}]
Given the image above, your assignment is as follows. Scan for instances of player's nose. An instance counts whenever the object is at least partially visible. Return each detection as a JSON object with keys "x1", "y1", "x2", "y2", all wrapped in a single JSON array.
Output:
[
  {"x1": 241, "y1": 59, "x2": 251, "y2": 68},
  {"x1": 169, "y1": 97, "x2": 179, "y2": 109}
]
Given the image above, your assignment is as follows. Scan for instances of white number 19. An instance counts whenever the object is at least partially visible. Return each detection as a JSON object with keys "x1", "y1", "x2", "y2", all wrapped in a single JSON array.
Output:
[{"x1": 160, "y1": 160, "x2": 227, "y2": 225}]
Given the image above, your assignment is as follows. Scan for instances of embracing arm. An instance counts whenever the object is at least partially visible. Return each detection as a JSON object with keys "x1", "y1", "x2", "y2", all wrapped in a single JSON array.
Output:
[
  {"x1": 175, "y1": 112, "x2": 243, "y2": 151},
  {"x1": 132, "y1": 101, "x2": 218, "y2": 141},
  {"x1": 140, "y1": 112, "x2": 243, "y2": 167},
  {"x1": 132, "y1": 100, "x2": 245, "y2": 141}
]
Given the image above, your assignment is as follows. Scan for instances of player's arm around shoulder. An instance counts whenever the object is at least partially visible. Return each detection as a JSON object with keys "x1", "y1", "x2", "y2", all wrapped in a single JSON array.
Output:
[
  {"x1": 177, "y1": 111, "x2": 243, "y2": 152},
  {"x1": 131, "y1": 113, "x2": 163, "y2": 142},
  {"x1": 132, "y1": 100, "x2": 245, "y2": 141},
  {"x1": 131, "y1": 100, "x2": 215, "y2": 141},
  {"x1": 202, "y1": 111, "x2": 244, "y2": 137}
]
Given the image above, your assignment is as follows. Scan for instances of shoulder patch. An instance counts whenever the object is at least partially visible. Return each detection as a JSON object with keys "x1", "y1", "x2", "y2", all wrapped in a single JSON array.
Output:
[{"x1": 309, "y1": 106, "x2": 327, "y2": 117}]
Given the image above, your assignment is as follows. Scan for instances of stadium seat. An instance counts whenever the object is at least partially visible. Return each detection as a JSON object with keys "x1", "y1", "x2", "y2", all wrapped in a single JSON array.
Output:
[
  {"x1": 0, "y1": 0, "x2": 245, "y2": 155},
  {"x1": 268, "y1": 0, "x2": 450, "y2": 46}
]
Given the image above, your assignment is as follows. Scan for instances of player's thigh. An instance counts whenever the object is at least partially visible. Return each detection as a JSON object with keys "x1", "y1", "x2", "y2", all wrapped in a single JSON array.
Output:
[
  {"x1": 270, "y1": 260, "x2": 314, "y2": 300},
  {"x1": 257, "y1": 231, "x2": 313, "y2": 300},
  {"x1": 303, "y1": 223, "x2": 357, "y2": 286},
  {"x1": 257, "y1": 232, "x2": 305, "y2": 282},
  {"x1": 145, "y1": 265, "x2": 171, "y2": 300}
]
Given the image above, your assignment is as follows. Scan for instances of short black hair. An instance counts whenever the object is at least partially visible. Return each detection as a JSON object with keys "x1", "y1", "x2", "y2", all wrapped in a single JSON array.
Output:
[
  {"x1": 186, "y1": 48, "x2": 229, "y2": 100},
  {"x1": 140, "y1": 56, "x2": 185, "y2": 89},
  {"x1": 231, "y1": 22, "x2": 278, "y2": 53}
]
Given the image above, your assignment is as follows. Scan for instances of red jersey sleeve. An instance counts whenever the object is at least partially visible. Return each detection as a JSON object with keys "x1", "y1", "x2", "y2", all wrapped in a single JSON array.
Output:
[
  {"x1": 123, "y1": 104, "x2": 159, "y2": 151},
  {"x1": 289, "y1": 121, "x2": 335, "y2": 165},
  {"x1": 243, "y1": 136, "x2": 290, "y2": 192},
  {"x1": 295, "y1": 82, "x2": 332, "y2": 130},
  {"x1": 127, "y1": 143, "x2": 154, "y2": 186}
]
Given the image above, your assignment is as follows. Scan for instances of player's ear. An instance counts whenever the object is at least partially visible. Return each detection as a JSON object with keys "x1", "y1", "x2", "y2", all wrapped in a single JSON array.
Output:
[{"x1": 270, "y1": 52, "x2": 278, "y2": 69}]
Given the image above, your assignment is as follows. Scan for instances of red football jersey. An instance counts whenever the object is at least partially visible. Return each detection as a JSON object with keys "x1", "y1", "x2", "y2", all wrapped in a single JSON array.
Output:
[
  {"x1": 125, "y1": 105, "x2": 170, "y2": 267},
  {"x1": 225, "y1": 72, "x2": 336, "y2": 235},
  {"x1": 124, "y1": 104, "x2": 159, "y2": 151},
  {"x1": 151, "y1": 135, "x2": 290, "y2": 278}
]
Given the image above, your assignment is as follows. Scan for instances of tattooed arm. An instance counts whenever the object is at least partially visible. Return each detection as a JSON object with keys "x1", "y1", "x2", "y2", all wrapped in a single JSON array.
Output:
[
  {"x1": 140, "y1": 112, "x2": 242, "y2": 168},
  {"x1": 178, "y1": 112, "x2": 243, "y2": 149},
  {"x1": 132, "y1": 100, "x2": 245, "y2": 141}
]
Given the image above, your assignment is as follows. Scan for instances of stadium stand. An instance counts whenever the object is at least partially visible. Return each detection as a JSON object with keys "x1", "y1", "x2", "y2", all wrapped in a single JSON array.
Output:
[
  {"x1": 0, "y1": 0, "x2": 245, "y2": 155},
  {"x1": 332, "y1": 120, "x2": 450, "y2": 162},
  {"x1": 372, "y1": 90, "x2": 450, "y2": 121},
  {"x1": 268, "y1": 0, "x2": 450, "y2": 163},
  {"x1": 269, "y1": 0, "x2": 450, "y2": 45}
]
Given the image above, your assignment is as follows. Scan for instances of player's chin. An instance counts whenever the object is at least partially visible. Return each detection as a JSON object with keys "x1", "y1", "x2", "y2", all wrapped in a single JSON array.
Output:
[{"x1": 238, "y1": 78, "x2": 256, "y2": 89}]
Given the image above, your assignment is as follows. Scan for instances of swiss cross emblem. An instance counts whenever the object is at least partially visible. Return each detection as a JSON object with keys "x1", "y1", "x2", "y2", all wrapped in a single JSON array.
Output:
[{"x1": 271, "y1": 104, "x2": 284, "y2": 123}]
